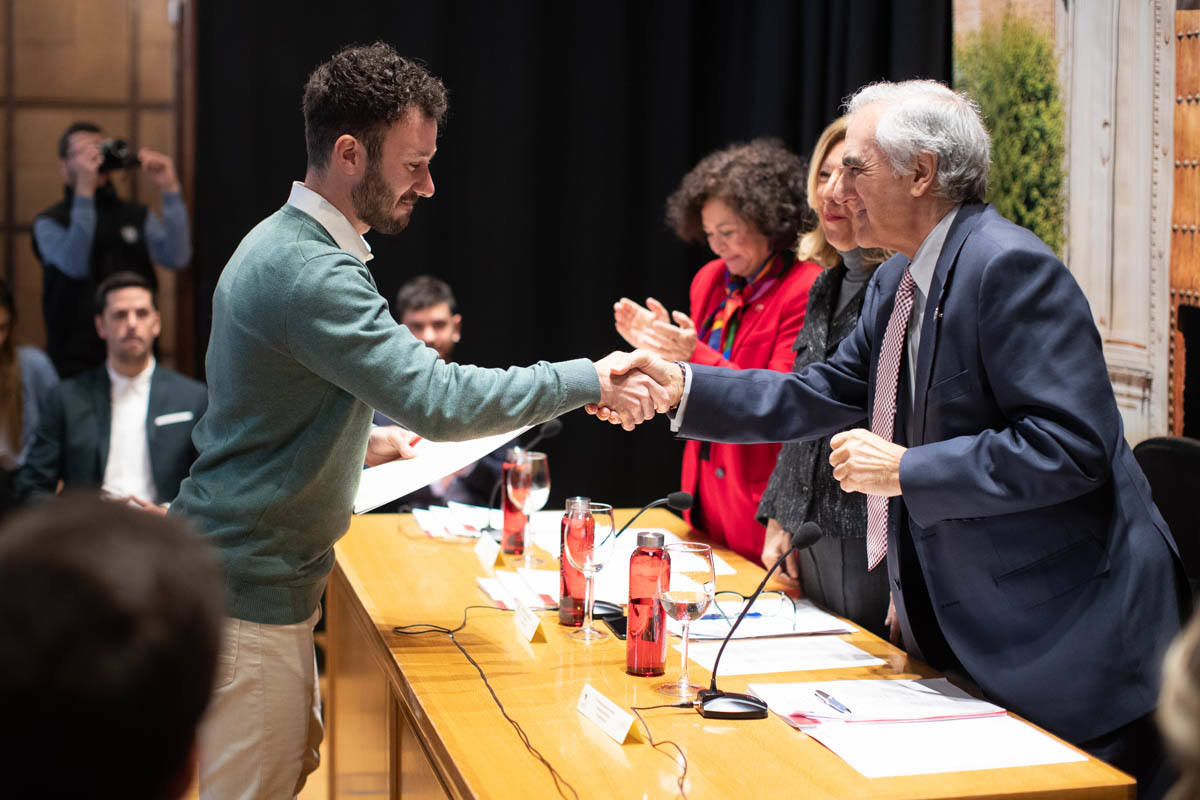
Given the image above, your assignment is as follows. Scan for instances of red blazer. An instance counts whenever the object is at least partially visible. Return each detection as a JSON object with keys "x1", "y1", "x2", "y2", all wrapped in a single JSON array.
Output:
[{"x1": 681, "y1": 256, "x2": 822, "y2": 564}]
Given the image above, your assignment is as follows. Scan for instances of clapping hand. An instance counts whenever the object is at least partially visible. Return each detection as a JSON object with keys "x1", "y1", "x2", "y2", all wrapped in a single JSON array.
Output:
[
  {"x1": 586, "y1": 350, "x2": 684, "y2": 430},
  {"x1": 613, "y1": 297, "x2": 698, "y2": 361}
]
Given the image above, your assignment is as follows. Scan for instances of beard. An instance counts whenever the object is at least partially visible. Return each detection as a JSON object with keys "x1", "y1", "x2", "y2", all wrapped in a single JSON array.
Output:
[{"x1": 351, "y1": 159, "x2": 417, "y2": 235}]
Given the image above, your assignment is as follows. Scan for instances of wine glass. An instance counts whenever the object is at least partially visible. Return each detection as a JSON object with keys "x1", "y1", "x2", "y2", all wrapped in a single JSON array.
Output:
[
  {"x1": 657, "y1": 542, "x2": 716, "y2": 698},
  {"x1": 562, "y1": 502, "x2": 617, "y2": 642},
  {"x1": 505, "y1": 451, "x2": 550, "y2": 567}
]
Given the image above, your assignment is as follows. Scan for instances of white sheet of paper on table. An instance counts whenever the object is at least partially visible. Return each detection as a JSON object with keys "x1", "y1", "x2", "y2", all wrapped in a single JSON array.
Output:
[
  {"x1": 669, "y1": 597, "x2": 855, "y2": 640},
  {"x1": 515, "y1": 568, "x2": 559, "y2": 606},
  {"x1": 410, "y1": 507, "x2": 444, "y2": 537},
  {"x1": 804, "y1": 714, "x2": 1087, "y2": 778},
  {"x1": 446, "y1": 501, "x2": 494, "y2": 535},
  {"x1": 353, "y1": 426, "x2": 529, "y2": 514},
  {"x1": 746, "y1": 677, "x2": 1004, "y2": 725},
  {"x1": 678, "y1": 636, "x2": 884, "y2": 676}
]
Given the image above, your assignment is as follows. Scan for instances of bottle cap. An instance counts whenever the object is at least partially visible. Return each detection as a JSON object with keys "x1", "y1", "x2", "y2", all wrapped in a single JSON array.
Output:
[
  {"x1": 636, "y1": 531, "x2": 665, "y2": 549},
  {"x1": 564, "y1": 496, "x2": 591, "y2": 515}
]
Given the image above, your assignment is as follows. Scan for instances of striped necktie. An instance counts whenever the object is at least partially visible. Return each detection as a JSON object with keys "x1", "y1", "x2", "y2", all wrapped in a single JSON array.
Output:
[{"x1": 866, "y1": 267, "x2": 916, "y2": 571}]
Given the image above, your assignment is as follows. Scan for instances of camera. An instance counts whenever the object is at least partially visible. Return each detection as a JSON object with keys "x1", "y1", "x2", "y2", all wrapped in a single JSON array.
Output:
[{"x1": 99, "y1": 138, "x2": 140, "y2": 173}]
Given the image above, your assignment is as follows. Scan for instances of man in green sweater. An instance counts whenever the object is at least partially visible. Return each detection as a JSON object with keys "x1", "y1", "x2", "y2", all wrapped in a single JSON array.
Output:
[{"x1": 172, "y1": 43, "x2": 668, "y2": 799}]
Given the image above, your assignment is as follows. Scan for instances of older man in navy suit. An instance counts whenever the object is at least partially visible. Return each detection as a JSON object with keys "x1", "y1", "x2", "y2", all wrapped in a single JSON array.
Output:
[{"x1": 598, "y1": 80, "x2": 1184, "y2": 797}]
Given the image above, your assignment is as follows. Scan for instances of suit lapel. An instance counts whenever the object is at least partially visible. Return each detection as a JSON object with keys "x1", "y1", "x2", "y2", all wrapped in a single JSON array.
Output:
[
  {"x1": 911, "y1": 204, "x2": 987, "y2": 444},
  {"x1": 93, "y1": 368, "x2": 113, "y2": 478},
  {"x1": 146, "y1": 368, "x2": 165, "y2": 497}
]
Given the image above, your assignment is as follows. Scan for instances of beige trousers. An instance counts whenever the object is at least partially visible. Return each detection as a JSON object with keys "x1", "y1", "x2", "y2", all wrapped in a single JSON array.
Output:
[{"x1": 198, "y1": 608, "x2": 322, "y2": 800}]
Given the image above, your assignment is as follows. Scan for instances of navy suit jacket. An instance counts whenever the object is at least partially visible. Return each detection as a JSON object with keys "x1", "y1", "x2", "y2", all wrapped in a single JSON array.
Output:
[
  {"x1": 678, "y1": 203, "x2": 1182, "y2": 743},
  {"x1": 15, "y1": 364, "x2": 207, "y2": 504}
]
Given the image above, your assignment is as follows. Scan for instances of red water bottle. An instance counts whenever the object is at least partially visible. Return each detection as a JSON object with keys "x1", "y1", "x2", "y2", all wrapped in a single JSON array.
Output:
[
  {"x1": 501, "y1": 447, "x2": 526, "y2": 554},
  {"x1": 559, "y1": 496, "x2": 590, "y2": 627},
  {"x1": 626, "y1": 532, "x2": 670, "y2": 676}
]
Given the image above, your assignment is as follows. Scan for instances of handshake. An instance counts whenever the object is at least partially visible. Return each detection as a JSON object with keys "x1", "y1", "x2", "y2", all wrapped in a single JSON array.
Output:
[{"x1": 588, "y1": 351, "x2": 685, "y2": 430}]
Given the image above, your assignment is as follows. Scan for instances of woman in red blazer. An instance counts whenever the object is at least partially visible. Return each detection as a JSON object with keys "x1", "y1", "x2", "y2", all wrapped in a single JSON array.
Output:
[{"x1": 614, "y1": 139, "x2": 821, "y2": 563}]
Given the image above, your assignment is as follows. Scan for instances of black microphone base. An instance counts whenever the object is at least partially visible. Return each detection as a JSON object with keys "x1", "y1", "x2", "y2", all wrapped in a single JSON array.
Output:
[{"x1": 695, "y1": 689, "x2": 769, "y2": 720}]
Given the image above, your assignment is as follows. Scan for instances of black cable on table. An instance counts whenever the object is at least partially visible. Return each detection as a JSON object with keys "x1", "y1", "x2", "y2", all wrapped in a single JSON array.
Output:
[
  {"x1": 393, "y1": 605, "x2": 580, "y2": 800},
  {"x1": 630, "y1": 703, "x2": 692, "y2": 800}
]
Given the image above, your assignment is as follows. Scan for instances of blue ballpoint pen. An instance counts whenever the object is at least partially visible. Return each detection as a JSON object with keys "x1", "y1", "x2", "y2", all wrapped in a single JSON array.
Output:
[{"x1": 814, "y1": 689, "x2": 852, "y2": 715}]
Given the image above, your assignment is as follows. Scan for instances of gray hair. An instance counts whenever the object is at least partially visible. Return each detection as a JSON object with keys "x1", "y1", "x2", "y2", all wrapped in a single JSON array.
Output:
[{"x1": 845, "y1": 80, "x2": 990, "y2": 204}]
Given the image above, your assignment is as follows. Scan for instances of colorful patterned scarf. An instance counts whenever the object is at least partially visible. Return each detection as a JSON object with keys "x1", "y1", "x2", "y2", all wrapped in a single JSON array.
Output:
[{"x1": 699, "y1": 253, "x2": 788, "y2": 359}]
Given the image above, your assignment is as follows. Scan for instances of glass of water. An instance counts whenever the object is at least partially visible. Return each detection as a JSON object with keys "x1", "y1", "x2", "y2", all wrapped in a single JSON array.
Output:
[{"x1": 656, "y1": 541, "x2": 716, "y2": 698}]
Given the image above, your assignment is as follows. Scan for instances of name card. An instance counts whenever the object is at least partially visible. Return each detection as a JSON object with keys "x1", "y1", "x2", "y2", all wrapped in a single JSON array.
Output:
[
  {"x1": 474, "y1": 534, "x2": 503, "y2": 571},
  {"x1": 577, "y1": 683, "x2": 643, "y2": 745},
  {"x1": 512, "y1": 598, "x2": 546, "y2": 643}
]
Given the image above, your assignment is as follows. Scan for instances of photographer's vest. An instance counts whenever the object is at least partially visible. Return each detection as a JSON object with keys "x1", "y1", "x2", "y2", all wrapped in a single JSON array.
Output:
[{"x1": 32, "y1": 184, "x2": 154, "y2": 378}]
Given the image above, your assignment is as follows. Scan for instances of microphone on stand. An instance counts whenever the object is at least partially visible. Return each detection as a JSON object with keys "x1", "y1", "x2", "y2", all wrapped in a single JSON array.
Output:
[
  {"x1": 613, "y1": 491, "x2": 692, "y2": 539},
  {"x1": 480, "y1": 419, "x2": 565, "y2": 537},
  {"x1": 695, "y1": 522, "x2": 823, "y2": 719}
]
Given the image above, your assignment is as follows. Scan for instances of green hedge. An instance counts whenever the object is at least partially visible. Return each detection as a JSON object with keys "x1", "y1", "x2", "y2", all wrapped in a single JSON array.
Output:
[{"x1": 955, "y1": 17, "x2": 1065, "y2": 255}]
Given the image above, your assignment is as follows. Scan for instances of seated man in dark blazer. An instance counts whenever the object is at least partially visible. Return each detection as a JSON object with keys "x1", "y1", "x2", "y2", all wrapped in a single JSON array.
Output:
[
  {"x1": 15, "y1": 271, "x2": 206, "y2": 506},
  {"x1": 597, "y1": 80, "x2": 1184, "y2": 798}
]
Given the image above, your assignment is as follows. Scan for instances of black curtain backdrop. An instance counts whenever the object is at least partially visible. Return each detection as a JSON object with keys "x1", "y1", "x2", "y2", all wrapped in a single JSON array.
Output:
[{"x1": 194, "y1": 0, "x2": 950, "y2": 509}]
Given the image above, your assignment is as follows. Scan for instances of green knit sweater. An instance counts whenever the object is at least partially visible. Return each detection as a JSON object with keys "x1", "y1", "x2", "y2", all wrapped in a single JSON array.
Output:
[{"x1": 171, "y1": 205, "x2": 600, "y2": 624}]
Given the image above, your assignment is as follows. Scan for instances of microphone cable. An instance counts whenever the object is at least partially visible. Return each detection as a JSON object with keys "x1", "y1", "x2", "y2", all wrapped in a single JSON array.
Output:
[
  {"x1": 629, "y1": 703, "x2": 692, "y2": 800},
  {"x1": 393, "y1": 605, "x2": 580, "y2": 800}
]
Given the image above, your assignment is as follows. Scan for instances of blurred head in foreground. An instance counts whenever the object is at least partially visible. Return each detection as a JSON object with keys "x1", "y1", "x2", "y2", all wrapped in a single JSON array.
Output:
[{"x1": 0, "y1": 495, "x2": 224, "y2": 799}]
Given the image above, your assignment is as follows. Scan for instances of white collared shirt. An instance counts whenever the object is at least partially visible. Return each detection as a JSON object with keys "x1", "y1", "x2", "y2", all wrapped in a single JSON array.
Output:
[
  {"x1": 904, "y1": 206, "x2": 959, "y2": 404},
  {"x1": 102, "y1": 358, "x2": 158, "y2": 504},
  {"x1": 286, "y1": 182, "x2": 374, "y2": 263}
]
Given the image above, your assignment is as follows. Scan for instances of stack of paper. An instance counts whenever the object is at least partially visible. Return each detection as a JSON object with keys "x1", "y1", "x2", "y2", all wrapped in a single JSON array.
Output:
[
  {"x1": 805, "y1": 715, "x2": 1086, "y2": 777},
  {"x1": 476, "y1": 571, "x2": 556, "y2": 610},
  {"x1": 669, "y1": 598, "x2": 855, "y2": 640},
  {"x1": 747, "y1": 678, "x2": 1004, "y2": 727},
  {"x1": 679, "y1": 636, "x2": 884, "y2": 675},
  {"x1": 744, "y1": 678, "x2": 1086, "y2": 778}
]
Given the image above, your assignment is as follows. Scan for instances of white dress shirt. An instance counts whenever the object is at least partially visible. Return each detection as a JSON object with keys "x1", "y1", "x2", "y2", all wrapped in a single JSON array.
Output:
[
  {"x1": 671, "y1": 206, "x2": 960, "y2": 431},
  {"x1": 904, "y1": 206, "x2": 958, "y2": 404},
  {"x1": 102, "y1": 358, "x2": 158, "y2": 503},
  {"x1": 286, "y1": 182, "x2": 374, "y2": 263}
]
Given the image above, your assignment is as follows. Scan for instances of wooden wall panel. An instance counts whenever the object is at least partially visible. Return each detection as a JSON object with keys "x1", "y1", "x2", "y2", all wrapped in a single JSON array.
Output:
[
  {"x1": 12, "y1": 231, "x2": 42, "y2": 346},
  {"x1": 1170, "y1": 11, "x2": 1200, "y2": 434},
  {"x1": 13, "y1": 107, "x2": 126, "y2": 224},
  {"x1": 12, "y1": 0, "x2": 130, "y2": 100},
  {"x1": 140, "y1": 108, "x2": 176, "y2": 364},
  {"x1": 138, "y1": 0, "x2": 172, "y2": 103}
]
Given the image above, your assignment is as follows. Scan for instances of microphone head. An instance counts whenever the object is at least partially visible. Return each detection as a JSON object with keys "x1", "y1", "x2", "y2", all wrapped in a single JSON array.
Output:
[
  {"x1": 791, "y1": 521, "x2": 822, "y2": 552},
  {"x1": 666, "y1": 491, "x2": 693, "y2": 511},
  {"x1": 540, "y1": 418, "x2": 564, "y2": 438}
]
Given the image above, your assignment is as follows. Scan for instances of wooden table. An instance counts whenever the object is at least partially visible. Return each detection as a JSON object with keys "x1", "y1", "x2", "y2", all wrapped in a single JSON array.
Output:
[{"x1": 326, "y1": 510, "x2": 1133, "y2": 799}]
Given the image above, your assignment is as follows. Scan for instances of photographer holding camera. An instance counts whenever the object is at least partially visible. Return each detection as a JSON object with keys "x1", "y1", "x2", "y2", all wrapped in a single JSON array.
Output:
[{"x1": 32, "y1": 121, "x2": 192, "y2": 378}]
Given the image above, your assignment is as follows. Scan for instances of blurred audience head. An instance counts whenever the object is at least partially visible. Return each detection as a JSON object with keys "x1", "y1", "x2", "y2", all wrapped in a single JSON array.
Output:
[
  {"x1": 0, "y1": 494, "x2": 224, "y2": 799},
  {"x1": 796, "y1": 116, "x2": 889, "y2": 269},
  {"x1": 1160, "y1": 613, "x2": 1200, "y2": 800},
  {"x1": 93, "y1": 271, "x2": 160, "y2": 373},
  {"x1": 396, "y1": 275, "x2": 460, "y2": 361},
  {"x1": 665, "y1": 138, "x2": 810, "y2": 277}
]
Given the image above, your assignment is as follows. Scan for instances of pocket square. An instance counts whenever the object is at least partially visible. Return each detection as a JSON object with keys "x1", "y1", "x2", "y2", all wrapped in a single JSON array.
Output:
[{"x1": 154, "y1": 411, "x2": 194, "y2": 427}]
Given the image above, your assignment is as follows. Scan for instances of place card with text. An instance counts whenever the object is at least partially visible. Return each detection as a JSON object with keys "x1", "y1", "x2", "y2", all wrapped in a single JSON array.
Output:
[
  {"x1": 474, "y1": 534, "x2": 503, "y2": 571},
  {"x1": 577, "y1": 683, "x2": 643, "y2": 745}
]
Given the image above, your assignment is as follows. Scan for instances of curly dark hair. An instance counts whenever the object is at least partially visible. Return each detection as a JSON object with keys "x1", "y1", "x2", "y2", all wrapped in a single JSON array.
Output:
[
  {"x1": 665, "y1": 138, "x2": 810, "y2": 252},
  {"x1": 302, "y1": 42, "x2": 448, "y2": 170}
]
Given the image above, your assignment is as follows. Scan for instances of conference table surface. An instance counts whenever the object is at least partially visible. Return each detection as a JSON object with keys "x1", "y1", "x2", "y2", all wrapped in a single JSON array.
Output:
[{"x1": 326, "y1": 509, "x2": 1134, "y2": 799}]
